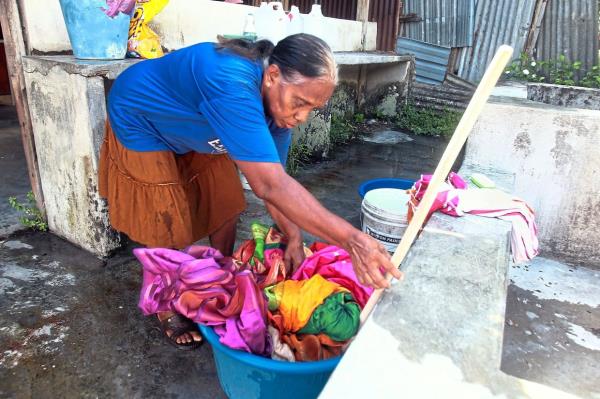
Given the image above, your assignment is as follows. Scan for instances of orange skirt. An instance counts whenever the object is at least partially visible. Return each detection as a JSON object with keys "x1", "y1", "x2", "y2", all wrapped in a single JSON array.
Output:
[{"x1": 98, "y1": 122, "x2": 246, "y2": 248}]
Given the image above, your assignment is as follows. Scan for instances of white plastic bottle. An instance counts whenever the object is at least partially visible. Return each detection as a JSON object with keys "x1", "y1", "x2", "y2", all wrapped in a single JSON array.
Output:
[
  {"x1": 287, "y1": 5, "x2": 304, "y2": 36},
  {"x1": 255, "y1": 1, "x2": 288, "y2": 44},
  {"x1": 303, "y1": 3, "x2": 326, "y2": 42},
  {"x1": 243, "y1": 13, "x2": 257, "y2": 41},
  {"x1": 269, "y1": 2, "x2": 288, "y2": 44},
  {"x1": 254, "y1": 2, "x2": 271, "y2": 41}
]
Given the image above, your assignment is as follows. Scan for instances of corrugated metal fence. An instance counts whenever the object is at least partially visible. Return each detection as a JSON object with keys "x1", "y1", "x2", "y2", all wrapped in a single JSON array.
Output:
[
  {"x1": 401, "y1": 0, "x2": 475, "y2": 47},
  {"x1": 456, "y1": 0, "x2": 539, "y2": 83},
  {"x1": 535, "y1": 0, "x2": 599, "y2": 77}
]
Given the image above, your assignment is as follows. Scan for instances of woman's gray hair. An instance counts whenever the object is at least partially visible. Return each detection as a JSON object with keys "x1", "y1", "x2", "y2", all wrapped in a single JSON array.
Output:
[{"x1": 217, "y1": 33, "x2": 338, "y2": 84}]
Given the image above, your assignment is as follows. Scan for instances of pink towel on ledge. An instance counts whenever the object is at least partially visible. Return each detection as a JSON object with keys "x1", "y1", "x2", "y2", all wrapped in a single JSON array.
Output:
[
  {"x1": 411, "y1": 173, "x2": 539, "y2": 263},
  {"x1": 134, "y1": 245, "x2": 271, "y2": 356}
]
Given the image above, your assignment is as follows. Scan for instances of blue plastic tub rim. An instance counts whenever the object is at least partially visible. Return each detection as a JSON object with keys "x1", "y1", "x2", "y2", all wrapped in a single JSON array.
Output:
[
  {"x1": 199, "y1": 324, "x2": 341, "y2": 374},
  {"x1": 358, "y1": 178, "x2": 415, "y2": 199}
]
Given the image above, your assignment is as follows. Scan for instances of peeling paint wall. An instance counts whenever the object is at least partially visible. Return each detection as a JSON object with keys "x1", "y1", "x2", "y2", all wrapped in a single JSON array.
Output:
[
  {"x1": 464, "y1": 97, "x2": 600, "y2": 268},
  {"x1": 22, "y1": 60, "x2": 120, "y2": 256},
  {"x1": 19, "y1": 0, "x2": 377, "y2": 53}
]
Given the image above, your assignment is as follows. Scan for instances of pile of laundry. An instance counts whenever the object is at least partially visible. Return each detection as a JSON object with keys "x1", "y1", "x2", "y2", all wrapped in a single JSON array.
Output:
[{"x1": 135, "y1": 222, "x2": 372, "y2": 362}]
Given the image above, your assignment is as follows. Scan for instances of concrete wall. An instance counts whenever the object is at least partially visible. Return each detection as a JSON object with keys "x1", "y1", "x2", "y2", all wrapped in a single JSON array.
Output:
[
  {"x1": 464, "y1": 96, "x2": 600, "y2": 268},
  {"x1": 19, "y1": 0, "x2": 377, "y2": 53},
  {"x1": 527, "y1": 83, "x2": 600, "y2": 111},
  {"x1": 22, "y1": 58, "x2": 121, "y2": 255}
]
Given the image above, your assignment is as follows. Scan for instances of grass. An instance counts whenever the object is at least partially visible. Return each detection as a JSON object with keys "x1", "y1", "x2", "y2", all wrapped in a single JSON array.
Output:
[
  {"x1": 395, "y1": 103, "x2": 462, "y2": 137},
  {"x1": 286, "y1": 140, "x2": 312, "y2": 176},
  {"x1": 330, "y1": 115, "x2": 360, "y2": 147},
  {"x1": 8, "y1": 191, "x2": 47, "y2": 231}
]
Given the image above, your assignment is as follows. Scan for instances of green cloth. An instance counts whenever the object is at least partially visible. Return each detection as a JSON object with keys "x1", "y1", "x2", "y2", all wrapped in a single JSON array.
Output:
[
  {"x1": 251, "y1": 222, "x2": 269, "y2": 264},
  {"x1": 264, "y1": 285, "x2": 280, "y2": 311},
  {"x1": 298, "y1": 292, "x2": 360, "y2": 341}
]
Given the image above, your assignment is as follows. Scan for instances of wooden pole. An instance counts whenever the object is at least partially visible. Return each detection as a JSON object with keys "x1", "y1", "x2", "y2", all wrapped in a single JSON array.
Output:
[
  {"x1": 359, "y1": 45, "x2": 514, "y2": 325},
  {"x1": 0, "y1": 0, "x2": 45, "y2": 216},
  {"x1": 357, "y1": 0, "x2": 370, "y2": 50},
  {"x1": 356, "y1": 0, "x2": 370, "y2": 22}
]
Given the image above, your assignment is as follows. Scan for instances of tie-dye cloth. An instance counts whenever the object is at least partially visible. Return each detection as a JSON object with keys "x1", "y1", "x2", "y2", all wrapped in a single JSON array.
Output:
[
  {"x1": 291, "y1": 245, "x2": 374, "y2": 308},
  {"x1": 134, "y1": 245, "x2": 271, "y2": 356}
]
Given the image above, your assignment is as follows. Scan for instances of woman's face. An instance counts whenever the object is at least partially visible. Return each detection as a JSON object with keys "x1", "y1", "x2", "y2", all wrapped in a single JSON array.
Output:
[{"x1": 262, "y1": 64, "x2": 336, "y2": 129}]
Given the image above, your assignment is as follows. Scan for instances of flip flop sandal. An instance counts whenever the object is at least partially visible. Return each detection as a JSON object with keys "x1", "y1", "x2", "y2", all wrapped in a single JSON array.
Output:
[{"x1": 158, "y1": 313, "x2": 204, "y2": 351}]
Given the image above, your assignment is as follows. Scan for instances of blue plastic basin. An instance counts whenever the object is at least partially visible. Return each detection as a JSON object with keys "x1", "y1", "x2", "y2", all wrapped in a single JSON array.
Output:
[
  {"x1": 358, "y1": 178, "x2": 415, "y2": 199},
  {"x1": 199, "y1": 325, "x2": 340, "y2": 399},
  {"x1": 59, "y1": 0, "x2": 131, "y2": 59}
]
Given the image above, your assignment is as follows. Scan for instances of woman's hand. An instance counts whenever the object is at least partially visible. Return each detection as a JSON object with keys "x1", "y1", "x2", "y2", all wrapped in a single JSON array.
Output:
[
  {"x1": 346, "y1": 232, "x2": 403, "y2": 289},
  {"x1": 284, "y1": 238, "x2": 306, "y2": 275}
]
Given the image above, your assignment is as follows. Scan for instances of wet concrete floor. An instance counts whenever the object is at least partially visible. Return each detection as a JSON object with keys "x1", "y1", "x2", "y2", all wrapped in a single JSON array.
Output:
[
  {"x1": 1, "y1": 109, "x2": 598, "y2": 397},
  {"x1": 0, "y1": 105, "x2": 30, "y2": 237}
]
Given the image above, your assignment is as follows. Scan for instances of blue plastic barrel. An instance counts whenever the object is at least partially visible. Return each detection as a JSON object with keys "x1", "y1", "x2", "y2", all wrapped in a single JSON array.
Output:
[
  {"x1": 358, "y1": 178, "x2": 415, "y2": 199},
  {"x1": 59, "y1": 0, "x2": 131, "y2": 59},
  {"x1": 199, "y1": 325, "x2": 340, "y2": 399}
]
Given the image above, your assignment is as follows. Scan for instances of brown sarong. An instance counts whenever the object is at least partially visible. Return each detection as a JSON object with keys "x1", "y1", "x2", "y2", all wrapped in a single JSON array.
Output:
[{"x1": 98, "y1": 122, "x2": 246, "y2": 248}]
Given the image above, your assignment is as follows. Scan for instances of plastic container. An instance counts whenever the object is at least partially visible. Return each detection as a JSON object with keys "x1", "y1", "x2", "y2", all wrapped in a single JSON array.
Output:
[
  {"x1": 303, "y1": 4, "x2": 326, "y2": 42},
  {"x1": 287, "y1": 6, "x2": 304, "y2": 36},
  {"x1": 255, "y1": 1, "x2": 288, "y2": 44},
  {"x1": 59, "y1": 0, "x2": 132, "y2": 60},
  {"x1": 199, "y1": 325, "x2": 340, "y2": 399},
  {"x1": 359, "y1": 179, "x2": 415, "y2": 253},
  {"x1": 358, "y1": 178, "x2": 415, "y2": 198},
  {"x1": 243, "y1": 13, "x2": 258, "y2": 41}
]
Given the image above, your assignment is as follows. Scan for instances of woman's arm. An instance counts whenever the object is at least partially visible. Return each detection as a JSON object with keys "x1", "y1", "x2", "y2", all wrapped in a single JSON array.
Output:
[{"x1": 236, "y1": 159, "x2": 402, "y2": 288}]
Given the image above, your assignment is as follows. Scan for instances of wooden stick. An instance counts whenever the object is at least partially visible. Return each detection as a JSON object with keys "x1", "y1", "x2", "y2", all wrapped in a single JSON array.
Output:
[
  {"x1": 0, "y1": 0, "x2": 46, "y2": 216},
  {"x1": 359, "y1": 45, "x2": 514, "y2": 325}
]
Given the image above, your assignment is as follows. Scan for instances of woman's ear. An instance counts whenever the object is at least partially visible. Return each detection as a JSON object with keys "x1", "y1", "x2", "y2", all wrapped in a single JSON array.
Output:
[{"x1": 265, "y1": 64, "x2": 281, "y2": 88}]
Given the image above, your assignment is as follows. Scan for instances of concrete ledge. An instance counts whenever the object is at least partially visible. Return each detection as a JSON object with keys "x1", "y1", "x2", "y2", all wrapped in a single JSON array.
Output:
[
  {"x1": 334, "y1": 52, "x2": 413, "y2": 65},
  {"x1": 321, "y1": 167, "x2": 580, "y2": 397},
  {"x1": 23, "y1": 56, "x2": 139, "y2": 80},
  {"x1": 527, "y1": 83, "x2": 600, "y2": 111},
  {"x1": 23, "y1": 53, "x2": 413, "y2": 77}
]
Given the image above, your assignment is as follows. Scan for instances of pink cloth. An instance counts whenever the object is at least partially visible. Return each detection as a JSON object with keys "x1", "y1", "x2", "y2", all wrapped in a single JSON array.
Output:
[
  {"x1": 134, "y1": 245, "x2": 271, "y2": 356},
  {"x1": 291, "y1": 245, "x2": 374, "y2": 308},
  {"x1": 102, "y1": 0, "x2": 136, "y2": 18},
  {"x1": 411, "y1": 173, "x2": 539, "y2": 263}
]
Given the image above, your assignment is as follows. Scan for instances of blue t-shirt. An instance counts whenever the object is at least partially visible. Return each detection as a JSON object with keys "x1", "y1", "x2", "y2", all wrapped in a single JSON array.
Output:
[{"x1": 107, "y1": 42, "x2": 291, "y2": 164}]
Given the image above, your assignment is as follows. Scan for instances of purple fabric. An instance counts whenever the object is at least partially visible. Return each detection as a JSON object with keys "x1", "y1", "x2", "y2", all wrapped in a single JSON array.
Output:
[
  {"x1": 134, "y1": 245, "x2": 271, "y2": 356},
  {"x1": 102, "y1": 0, "x2": 136, "y2": 18}
]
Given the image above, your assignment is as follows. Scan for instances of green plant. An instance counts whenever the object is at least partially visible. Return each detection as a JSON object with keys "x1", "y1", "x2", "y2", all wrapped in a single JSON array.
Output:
[
  {"x1": 8, "y1": 191, "x2": 47, "y2": 231},
  {"x1": 504, "y1": 52, "x2": 600, "y2": 89},
  {"x1": 395, "y1": 103, "x2": 462, "y2": 137},
  {"x1": 353, "y1": 113, "x2": 365, "y2": 123},
  {"x1": 504, "y1": 52, "x2": 546, "y2": 83},
  {"x1": 580, "y1": 65, "x2": 600, "y2": 88},
  {"x1": 286, "y1": 141, "x2": 312, "y2": 176},
  {"x1": 330, "y1": 116, "x2": 358, "y2": 146}
]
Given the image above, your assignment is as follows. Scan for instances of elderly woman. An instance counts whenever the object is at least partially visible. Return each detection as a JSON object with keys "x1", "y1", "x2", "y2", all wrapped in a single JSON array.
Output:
[{"x1": 99, "y1": 34, "x2": 401, "y2": 349}]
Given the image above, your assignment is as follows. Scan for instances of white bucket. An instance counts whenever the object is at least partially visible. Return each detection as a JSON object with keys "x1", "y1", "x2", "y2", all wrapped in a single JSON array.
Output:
[{"x1": 361, "y1": 188, "x2": 410, "y2": 252}]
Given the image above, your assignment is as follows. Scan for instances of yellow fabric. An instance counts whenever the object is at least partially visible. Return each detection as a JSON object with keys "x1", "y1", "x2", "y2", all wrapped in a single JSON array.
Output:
[{"x1": 273, "y1": 275, "x2": 347, "y2": 332}]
